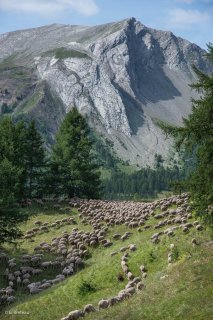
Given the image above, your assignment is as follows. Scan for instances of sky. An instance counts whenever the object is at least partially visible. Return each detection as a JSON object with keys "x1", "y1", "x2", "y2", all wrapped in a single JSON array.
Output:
[{"x1": 0, "y1": 0, "x2": 212, "y2": 49}]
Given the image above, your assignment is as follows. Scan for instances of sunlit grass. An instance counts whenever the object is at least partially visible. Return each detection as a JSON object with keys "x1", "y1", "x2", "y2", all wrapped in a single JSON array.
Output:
[{"x1": 0, "y1": 203, "x2": 212, "y2": 320}]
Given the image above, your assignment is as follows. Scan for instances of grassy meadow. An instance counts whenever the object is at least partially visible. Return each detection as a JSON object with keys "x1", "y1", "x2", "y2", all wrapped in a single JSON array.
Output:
[{"x1": 0, "y1": 202, "x2": 212, "y2": 320}]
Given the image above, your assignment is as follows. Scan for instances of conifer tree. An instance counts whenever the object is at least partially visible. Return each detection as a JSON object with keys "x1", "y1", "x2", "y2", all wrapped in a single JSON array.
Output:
[
  {"x1": 160, "y1": 43, "x2": 213, "y2": 226},
  {"x1": 0, "y1": 158, "x2": 26, "y2": 243},
  {"x1": 0, "y1": 118, "x2": 26, "y2": 243},
  {"x1": 0, "y1": 117, "x2": 46, "y2": 242},
  {"x1": 23, "y1": 121, "x2": 46, "y2": 198},
  {"x1": 51, "y1": 108, "x2": 101, "y2": 198}
]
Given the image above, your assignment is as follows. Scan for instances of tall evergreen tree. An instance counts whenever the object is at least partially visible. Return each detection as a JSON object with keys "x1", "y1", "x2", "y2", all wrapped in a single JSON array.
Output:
[
  {"x1": 0, "y1": 118, "x2": 25, "y2": 243},
  {"x1": 0, "y1": 158, "x2": 26, "y2": 243},
  {"x1": 160, "y1": 43, "x2": 213, "y2": 226},
  {"x1": 0, "y1": 117, "x2": 46, "y2": 242},
  {"x1": 51, "y1": 108, "x2": 101, "y2": 198},
  {"x1": 23, "y1": 121, "x2": 46, "y2": 198}
]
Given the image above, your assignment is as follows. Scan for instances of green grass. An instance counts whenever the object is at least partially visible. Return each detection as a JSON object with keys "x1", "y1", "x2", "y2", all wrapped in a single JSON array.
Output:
[
  {"x1": 0, "y1": 202, "x2": 212, "y2": 320},
  {"x1": 43, "y1": 47, "x2": 90, "y2": 60},
  {"x1": 16, "y1": 83, "x2": 44, "y2": 114}
]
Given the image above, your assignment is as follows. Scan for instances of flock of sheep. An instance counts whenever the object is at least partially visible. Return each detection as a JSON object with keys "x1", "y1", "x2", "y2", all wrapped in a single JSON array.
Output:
[
  {"x1": 62, "y1": 248, "x2": 146, "y2": 320},
  {"x1": 0, "y1": 192, "x2": 203, "y2": 319}
]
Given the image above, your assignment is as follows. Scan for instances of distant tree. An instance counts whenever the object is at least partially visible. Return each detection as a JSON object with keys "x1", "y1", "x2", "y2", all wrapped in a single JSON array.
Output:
[
  {"x1": 154, "y1": 153, "x2": 163, "y2": 169},
  {"x1": 50, "y1": 108, "x2": 101, "y2": 198},
  {"x1": 160, "y1": 43, "x2": 213, "y2": 227},
  {"x1": 1, "y1": 102, "x2": 8, "y2": 114}
]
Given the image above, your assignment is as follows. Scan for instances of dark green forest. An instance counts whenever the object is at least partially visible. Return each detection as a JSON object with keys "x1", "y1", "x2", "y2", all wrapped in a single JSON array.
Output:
[{"x1": 102, "y1": 166, "x2": 184, "y2": 200}]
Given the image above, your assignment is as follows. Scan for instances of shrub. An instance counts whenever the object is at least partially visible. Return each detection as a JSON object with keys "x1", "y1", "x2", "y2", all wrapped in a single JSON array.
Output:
[{"x1": 77, "y1": 280, "x2": 97, "y2": 296}]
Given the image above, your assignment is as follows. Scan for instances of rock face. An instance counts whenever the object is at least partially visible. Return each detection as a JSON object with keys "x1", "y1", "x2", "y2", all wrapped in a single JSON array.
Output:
[{"x1": 0, "y1": 18, "x2": 211, "y2": 165}]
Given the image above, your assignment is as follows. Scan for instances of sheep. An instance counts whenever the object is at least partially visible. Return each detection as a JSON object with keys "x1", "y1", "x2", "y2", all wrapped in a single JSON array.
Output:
[
  {"x1": 52, "y1": 278, "x2": 62, "y2": 285},
  {"x1": 136, "y1": 281, "x2": 145, "y2": 291},
  {"x1": 83, "y1": 304, "x2": 96, "y2": 314},
  {"x1": 127, "y1": 272, "x2": 134, "y2": 281},
  {"x1": 21, "y1": 266, "x2": 33, "y2": 274},
  {"x1": 38, "y1": 283, "x2": 52, "y2": 290},
  {"x1": 132, "y1": 277, "x2": 141, "y2": 284},
  {"x1": 109, "y1": 296, "x2": 120, "y2": 306},
  {"x1": 14, "y1": 270, "x2": 21, "y2": 277},
  {"x1": 16, "y1": 277, "x2": 22, "y2": 285},
  {"x1": 125, "y1": 283, "x2": 133, "y2": 289},
  {"x1": 31, "y1": 256, "x2": 42, "y2": 265},
  {"x1": 113, "y1": 234, "x2": 121, "y2": 240},
  {"x1": 152, "y1": 237, "x2": 159, "y2": 244},
  {"x1": 30, "y1": 287, "x2": 42, "y2": 294},
  {"x1": 196, "y1": 224, "x2": 203, "y2": 231},
  {"x1": 110, "y1": 251, "x2": 118, "y2": 257},
  {"x1": 126, "y1": 287, "x2": 135, "y2": 295},
  {"x1": 0, "y1": 252, "x2": 8, "y2": 262},
  {"x1": 98, "y1": 299, "x2": 109, "y2": 309},
  {"x1": 8, "y1": 262, "x2": 16, "y2": 269},
  {"x1": 129, "y1": 244, "x2": 137, "y2": 251},
  {"x1": 34, "y1": 221, "x2": 42, "y2": 226},
  {"x1": 62, "y1": 267, "x2": 74, "y2": 277},
  {"x1": 67, "y1": 310, "x2": 84, "y2": 320},
  {"x1": 6, "y1": 296, "x2": 15, "y2": 304},
  {"x1": 168, "y1": 255, "x2": 172, "y2": 263},
  {"x1": 118, "y1": 290, "x2": 130, "y2": 300},
  {"x1": 32, "y1": 269, "x2": 42, "y2": 276},
  {"x1": 5, "y1": 287, "x2": 14, "y2": 295},
  {"x1": 41, "y1": 261, "x2": 52, "y2": 269},
  {"x1": 139, "y1": 265, "x2": 146, "y2": 273},
  {"x1": 192, "y1": 238, "x2": 197, "y2": 245},
  {"x1": 22, "y1": 279, "x2": 30, "y2": 286},
  {"x1": 121, "y1": 255, "x2": 128, "y2": 262}
]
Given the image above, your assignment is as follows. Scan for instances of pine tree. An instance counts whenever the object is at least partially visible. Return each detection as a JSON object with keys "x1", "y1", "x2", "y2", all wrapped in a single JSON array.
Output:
[
  {"x1": 0, "y1": 117, "x2": 46, "y2": 242},
  {"x1": 160, "y1": 43, "x2": 213, "y2": 226},
  {"x1": 0, "y1": 158, "x2": 26, "y2": 243},
  {"x1": 51, "y1": 108, "x2": 101, "y2": 198},
  {"x1": 23, "y1": 121, "x2": 46, "y2": 198},
  {"x1": 0, "y1": 118, "x2": 26, "y2": 243}
]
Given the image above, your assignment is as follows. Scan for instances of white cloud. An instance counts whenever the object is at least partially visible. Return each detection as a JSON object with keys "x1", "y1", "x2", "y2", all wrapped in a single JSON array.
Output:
[
  {"x1": 175, "y1": 0, "x2": 213, "y2": 3},
  {"x1": 175, "y1": 0, "x2": 194, "y2": 4},
  {"x1": 168, "y1": 8, "x2": 210, "y2": 27},
  {"x1": 0, "y1": 0, "x2": 99, "y2": 16}
]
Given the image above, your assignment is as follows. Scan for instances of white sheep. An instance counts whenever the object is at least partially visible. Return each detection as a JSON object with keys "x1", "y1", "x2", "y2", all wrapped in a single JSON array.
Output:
[
  {"x1": 98, "y1": 299, "x2": 109, "y2": 309},
  {"x1": 136, "y1": 281, "x2": 145, "y2": 291},
  {"x1": 83, "y1": 304, "x2": 96, "y2": 313},
  {"x1": 109, "y1": 296, "x2": 120, "y2": 306},
  {"x1": 67, "y1": 310, "x2": 84, "y2": 320}
]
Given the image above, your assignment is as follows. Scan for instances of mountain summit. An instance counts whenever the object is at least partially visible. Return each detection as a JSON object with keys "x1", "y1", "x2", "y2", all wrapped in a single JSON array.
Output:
[{"x1": 0, "y1": 18, "x2": 211, "y2": 166}]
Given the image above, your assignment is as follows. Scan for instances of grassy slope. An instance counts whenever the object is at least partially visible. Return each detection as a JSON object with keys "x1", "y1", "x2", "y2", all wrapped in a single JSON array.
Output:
[{"x1": 0, "y1": 204, "x2": 212, "y2": 320}]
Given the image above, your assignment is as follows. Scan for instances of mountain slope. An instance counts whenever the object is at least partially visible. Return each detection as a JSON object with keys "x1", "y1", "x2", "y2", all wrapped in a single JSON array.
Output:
[{"x1": 0, "y1": 18, "x2": 211, "y2": 166}]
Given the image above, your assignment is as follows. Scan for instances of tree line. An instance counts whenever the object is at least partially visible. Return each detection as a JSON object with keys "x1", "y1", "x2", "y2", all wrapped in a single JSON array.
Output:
[{"x1": 102, "y1": 165, "x2": 184, "y2": 200}]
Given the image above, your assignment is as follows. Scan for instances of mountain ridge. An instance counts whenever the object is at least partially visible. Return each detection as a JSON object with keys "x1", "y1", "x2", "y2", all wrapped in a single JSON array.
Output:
[{"x1": 0, "y1": 18, "x2": 212, "y2": 166}]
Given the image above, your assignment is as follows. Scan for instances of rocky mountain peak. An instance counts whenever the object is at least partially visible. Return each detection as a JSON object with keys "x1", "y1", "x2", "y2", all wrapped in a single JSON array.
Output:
[{"x1": 0, "y1": 19, "x2": 212, "y2": 166}]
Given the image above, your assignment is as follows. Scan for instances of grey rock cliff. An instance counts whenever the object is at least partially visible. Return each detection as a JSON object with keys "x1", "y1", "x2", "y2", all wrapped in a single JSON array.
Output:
[{"x1": 0, "y1": 18, "x2": 211, "y2": 166}]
